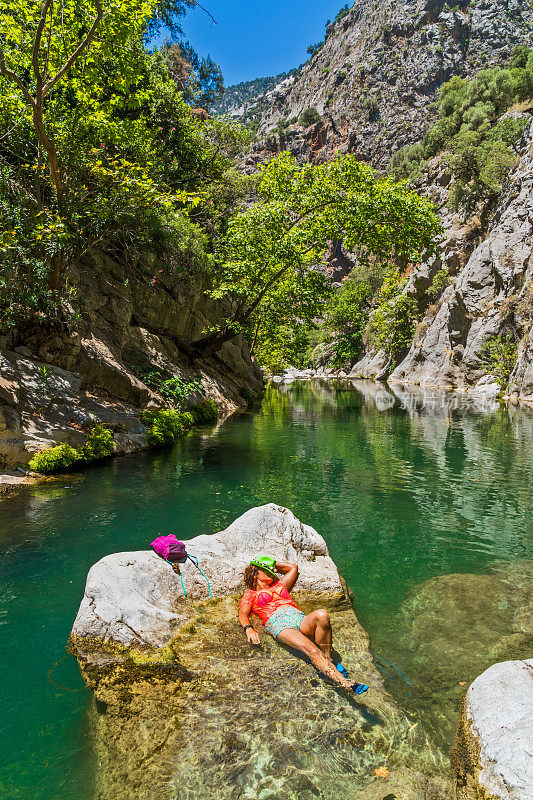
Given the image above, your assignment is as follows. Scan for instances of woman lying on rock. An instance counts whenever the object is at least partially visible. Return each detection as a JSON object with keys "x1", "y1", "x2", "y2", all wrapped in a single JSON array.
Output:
[{"x1": 238, "y1": 555, "x2": 369, "y2": 694}]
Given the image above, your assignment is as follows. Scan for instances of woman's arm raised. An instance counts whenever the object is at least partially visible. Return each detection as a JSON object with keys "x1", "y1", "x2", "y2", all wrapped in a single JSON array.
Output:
[{"x1": 276, "y1": 561, "x2": 299, "y2": 592}]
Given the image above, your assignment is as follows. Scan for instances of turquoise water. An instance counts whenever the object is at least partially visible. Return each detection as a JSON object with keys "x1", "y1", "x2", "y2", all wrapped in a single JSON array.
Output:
[{"x1": 0, "y1": 380, "x2": 532, "y2": 799}]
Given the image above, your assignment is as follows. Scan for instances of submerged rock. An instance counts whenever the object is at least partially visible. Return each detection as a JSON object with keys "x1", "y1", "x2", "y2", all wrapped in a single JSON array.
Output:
[
  {"x1": 395, "y1": 563, "x2": 533, "y2": 747},
  {"x1": 70, "y1": 504, "x2": 451, "y2": 800},
  {"x1": 454, "y1": 658, "x2": 533, "y2": 800}
]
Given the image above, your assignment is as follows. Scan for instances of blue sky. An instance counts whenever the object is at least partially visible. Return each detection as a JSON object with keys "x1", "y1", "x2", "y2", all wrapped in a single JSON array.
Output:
[{"x1": 178, "y1": 0, "x2": 349, "y2": 85}]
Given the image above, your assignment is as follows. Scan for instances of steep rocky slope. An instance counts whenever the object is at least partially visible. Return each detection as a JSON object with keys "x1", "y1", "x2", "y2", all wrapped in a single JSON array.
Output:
[
  {"x1": 348, "y1": 112, "x2": 533, "y2": 402},
  {"x1": 211, "y1": 72, "x2": 289, "y2": 119},
  {"x1": 0, "y1": 250, "x2": 262, "y2": 474},
  {"x1": 244, "y1": 0, "x2": 533, "y2": 169}
]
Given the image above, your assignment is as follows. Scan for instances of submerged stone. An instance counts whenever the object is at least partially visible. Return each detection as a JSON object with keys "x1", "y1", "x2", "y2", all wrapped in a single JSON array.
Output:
[
  {"x1": 396, "y1": 562, "x2": 533, "y2": 747},
  {"x1": 70, "y1": 504, "x2": 451, "y2": 800}
]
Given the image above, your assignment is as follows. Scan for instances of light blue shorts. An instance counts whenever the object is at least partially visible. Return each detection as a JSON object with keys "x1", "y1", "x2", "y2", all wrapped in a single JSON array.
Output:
[{"x1": 265, "y1": 607, "x2": 305, "y2": 638}]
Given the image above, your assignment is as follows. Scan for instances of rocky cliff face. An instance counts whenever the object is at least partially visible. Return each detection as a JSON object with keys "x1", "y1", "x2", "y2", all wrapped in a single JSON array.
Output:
[
  {"x1": 0, "y1": 251, "x2": 262, "y2": 472},
  {"x1": 349, "y1": 113, "x2": 533, "y2": 402},
  {"x1": 246, "y1": 0, "x2": 533, "y2": 169}
]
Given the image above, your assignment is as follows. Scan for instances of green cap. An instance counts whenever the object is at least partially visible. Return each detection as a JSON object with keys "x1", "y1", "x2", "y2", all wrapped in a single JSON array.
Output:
[{"x1": 250, "y1": 555, "x2": 277, "y2": 578}]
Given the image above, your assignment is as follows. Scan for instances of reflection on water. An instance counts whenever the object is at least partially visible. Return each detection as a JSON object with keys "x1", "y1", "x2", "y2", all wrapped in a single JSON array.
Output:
[{"x1": 0, "y1": 380, "x2": 531, "y2": 799}]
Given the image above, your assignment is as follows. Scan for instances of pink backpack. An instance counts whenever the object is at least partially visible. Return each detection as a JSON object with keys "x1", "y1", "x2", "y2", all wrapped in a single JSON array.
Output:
[
  {"x1": 150, "y1": 534, "x2": 187, "y2": 563},
  {"x1": 150, "y1": 534, "x2": 213, "y2": 597}
]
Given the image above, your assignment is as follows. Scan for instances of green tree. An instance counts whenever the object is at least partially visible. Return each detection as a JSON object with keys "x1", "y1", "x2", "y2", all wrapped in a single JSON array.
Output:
[
  {"x1": 299, "y1": 107, "x2": 321, "y2": 127},
  {"x1": 367, "y1": 270, "x2": 419, "y2": 364},
  {"x1": 0, "y1": 0, "x2": 158, "y2": 288},
  {"x1": 0, "y1": 0, "x2": 249, "y2": 328},
  {"x1": 324, "y1": 278, "x2": 373, "y2": 365},
  {"x1": 250, "y1": 269, "x2": 331, "y2": 370},
  {"x1": 193, "y1": 151, "x2": 442, "y2": 357},
  {"x1": 159, "y1": 41, "x2": 224, "y2": 109}
]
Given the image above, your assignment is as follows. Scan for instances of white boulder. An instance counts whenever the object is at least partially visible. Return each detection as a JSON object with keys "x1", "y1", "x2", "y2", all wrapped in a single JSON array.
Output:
[
  {"x1": 463, "y1": 658, "x2": 533, "y2": 800},
  {"x1": 72, "y1": 504, "x2": 343, "y2": 649}
]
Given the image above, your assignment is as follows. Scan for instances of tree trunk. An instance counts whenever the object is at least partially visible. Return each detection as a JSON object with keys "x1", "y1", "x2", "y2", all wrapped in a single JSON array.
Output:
[{"x1": 192, "y1": 327, "x2": 240, "y2": 358}]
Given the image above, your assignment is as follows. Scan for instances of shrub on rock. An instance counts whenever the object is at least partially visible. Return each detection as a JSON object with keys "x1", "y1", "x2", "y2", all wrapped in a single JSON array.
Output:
[
  {"x1": 28, "y1": 424, "x2": 115, "y2": 474},
  {"x1": 140, "y1": 409, "x2": 194, "y2": 446},
  {"x1": 188, "y1": 400, "x2": 218, "y2": 425},
  {"x1": 29, "y1": 443, "x2": 80, "y2": 474},
  {"x1": 298, "y1": 107, "x2": 321, "y2": 127}
]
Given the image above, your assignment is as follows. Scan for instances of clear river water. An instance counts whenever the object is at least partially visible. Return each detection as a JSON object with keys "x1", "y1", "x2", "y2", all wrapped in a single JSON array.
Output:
[{"x1": 0, "y1": 379, "x2": 532, "y2": 800}]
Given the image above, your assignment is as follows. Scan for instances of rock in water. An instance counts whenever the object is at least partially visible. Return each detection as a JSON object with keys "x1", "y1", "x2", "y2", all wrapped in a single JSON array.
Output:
[
  {"x1": 394, "y1": 564, "x2": 533, "y2": 747},
  {"x1": 71, "y1": 504, "x2": 343, "y2": 648},
  {"x1": 455, "y1": 659, "x2": 533, "y2": 800},
  {"x1": 70, "y1": 504, "x2": 451, "y2": 800}
]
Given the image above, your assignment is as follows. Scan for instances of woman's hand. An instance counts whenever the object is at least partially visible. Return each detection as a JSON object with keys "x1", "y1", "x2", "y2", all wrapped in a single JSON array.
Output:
[{"x1": 246, "y1": 627, "x2": 260, "y2": 645}]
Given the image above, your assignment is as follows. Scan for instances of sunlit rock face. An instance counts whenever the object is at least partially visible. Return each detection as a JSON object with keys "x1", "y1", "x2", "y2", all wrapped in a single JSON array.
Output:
[
  {"x1": 249, "y1": 1, "x2": 533, "y2": 169},
  {"x1": 70, "y1": 505, "x2": 452, "y2": 800},
  {"x1": 454, "y1": 658, "x2": 533, "y2": 800},
  {"x1": 0, "y1": 250, "x2": 263, "y2": 470},
  {"x1": 391, "y1": 119, "x2": 533, "y2": 402}
]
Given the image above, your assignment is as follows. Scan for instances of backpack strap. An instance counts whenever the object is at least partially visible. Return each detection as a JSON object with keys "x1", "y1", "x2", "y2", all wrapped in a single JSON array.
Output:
[
  {"x1": 164, "y1": 557, "x2": 187, "y2": 596},
  {"x1": 187, "y1": 553, "x2": 214, "y2": 597}
]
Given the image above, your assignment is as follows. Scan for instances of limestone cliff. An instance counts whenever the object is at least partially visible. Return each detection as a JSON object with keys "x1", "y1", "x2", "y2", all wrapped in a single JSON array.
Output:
[
  {"x1": 244, "y1": 0, "x2": 533, "y2": 169},
  {"x1": 0, "y1": 250, "x2": 262, "y2": 472},
  {"x1": 348, "y1": 113, "x2": 533, "y2": 402},
  {"x1": 390, "y1": 116, "x2": 533, "y2": 400}
]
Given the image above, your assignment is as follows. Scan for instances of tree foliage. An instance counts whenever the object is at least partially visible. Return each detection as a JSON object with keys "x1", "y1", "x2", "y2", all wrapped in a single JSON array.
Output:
[
  {"x1": 324, "y1": 278, "x2": 373, "y2": 366},
  {"x1": 0, "y1": 0, "x2": 245, "y2": 329},
  {"x1": 159, "y1": 41, "x2": 224, "y2": 110},
  {"x1": 195, "y1": 151, "x2": 442, "y2": 357},
  {"x1": 389, "y1": 47, "x2": 533, "y2": 215},
  {"x1": 367, "y1": 270, "x2": 419, "y2": 364}
]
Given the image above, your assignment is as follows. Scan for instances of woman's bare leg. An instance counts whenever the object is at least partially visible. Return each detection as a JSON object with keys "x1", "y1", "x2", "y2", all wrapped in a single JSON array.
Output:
[
  {"x1": 276, "y1": 627, "x2": 352, "y2": 688},
  {"x1": 300, "y1": 609, "x2": 333, "y2": 660}
]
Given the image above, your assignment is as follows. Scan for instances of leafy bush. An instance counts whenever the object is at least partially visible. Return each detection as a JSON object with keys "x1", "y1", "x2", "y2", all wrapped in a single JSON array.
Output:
[
  {"x1": 29, "y1": 443, "x2": 80, "y2": 474},
  {"x1": 306, "y1": 41, "x2": 325, "y2": 57},
  {"x1": 28, "y1": 424, "x2": 115, "y2": 474},
  {"x1": 188, "y1": 400, "x2": 218, "y2": 425},
  {"x1": 140, "y1": 370, "x2": 203, "y2": 407},
  {"x1": 324, "y1": 279, "x2": 373, "y2": 365},
  {"x1": 239, "y1": 386, "x2": 255, "y2": 408},
  {"x1": 333, "y1": 5, "x2": 350, "y2": 25},
  {"x1": 368, "y1": 271, "x2": 419, "y2": 363},
  {"x1": 388, "y1": 48, "x2": 533, "y2": 214},
  {"x1": 299, "y1": 107, "x2": 321, "y2": 127},
  {"x1": 140, "y1": 409, "x2": 194, "y2": 447},
  {"x1": 389, "y1": 143, "x2": 428, "y2": 183},
  {"x1": 479, "y1": 332, "x2": 518, "y2": 387},
  {"x1": 427, "y1": 267, "x2": 451, "y2": 299},
  {"x1": 79, "y1": 425, "x2": 115, "y2": 461}
]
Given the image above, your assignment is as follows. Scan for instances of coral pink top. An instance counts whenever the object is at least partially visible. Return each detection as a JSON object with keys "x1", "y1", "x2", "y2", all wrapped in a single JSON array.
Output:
[{"x1": 239, "y1": 580, "x2": 300, "y2": 626}]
